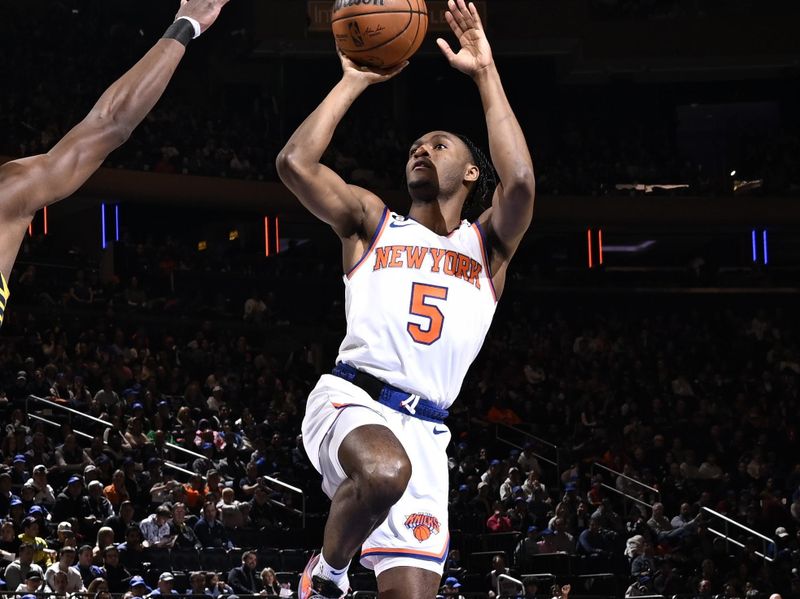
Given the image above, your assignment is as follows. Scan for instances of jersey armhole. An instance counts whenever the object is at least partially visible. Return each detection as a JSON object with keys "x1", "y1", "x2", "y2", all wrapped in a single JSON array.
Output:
[
  {"x1": 346, "y1": 207, "x2": 390, "y2": 279},
  {"x1": 472, "y1": 222, "x2": 498, "y2": 303}
]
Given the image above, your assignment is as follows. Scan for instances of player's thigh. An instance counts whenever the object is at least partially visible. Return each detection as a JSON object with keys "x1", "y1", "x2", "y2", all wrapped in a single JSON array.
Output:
[{"x1": 377, "y1": 565, "x2": 441, "y2": 599}]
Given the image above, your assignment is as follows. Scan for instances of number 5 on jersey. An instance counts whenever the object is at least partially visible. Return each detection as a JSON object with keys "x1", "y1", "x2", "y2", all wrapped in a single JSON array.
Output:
[{"x1": 407, "y1": 283, "x2": 449, "y2": 345}]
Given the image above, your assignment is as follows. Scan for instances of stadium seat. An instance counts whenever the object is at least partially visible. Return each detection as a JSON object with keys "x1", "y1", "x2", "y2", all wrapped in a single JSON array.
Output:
[
  {"x1": 170, "y1": 547, "x2": 201, "y2": 572},
  {"x1": 275, "y1": 571, "x2": 300, "y2": 588},
  {"x1": 172, "y1": 571, "x2": 190, "y2": 593},
  {"x1": 200, "y1": 547, "x2": 231, "y2": 572},
  {"x1": 256, "y1": 548, "x2": 282, "y2": 570},
  {"x1": 528, "y1": 552, "x2": 572, "y2": 577},
  {"x1": 279, "y1": 548, "x2": 308, "y2": 571},
  {"x1": 468, "y1": 550, "x2": 504, "y2": 573},
  {"x1": 144, "y1": 548, "x2": 171, "y2": 571},
  {"x1": 349, "y1": 572, "x2": 377, "y2": 592},
  {"x1": 480, "y1": 531, "x2": 521, "y2": 554}
]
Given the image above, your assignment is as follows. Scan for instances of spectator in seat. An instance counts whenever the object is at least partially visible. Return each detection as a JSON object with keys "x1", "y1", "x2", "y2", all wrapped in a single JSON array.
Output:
[
  {"x1": 55, "y1": 435, "x2": 93, "y2": 476},
  {"x1": 514, "y1": 526, "x2": 540, "y2": 571},
  {"x1": 487, "y1": 504, "x2": 513, "y2": 533},
  {"x1": 486, "y1": 554, "x2": 517, "y2": 598},
  {"x1": 118, "y1": 526, "x2": 147, "y2": 574},
  {"x1": 260, "y1": 567, "x2": 280, "y2": 596},
  {"x1": 4, "y1": 543, "x2": 44, "y2": 590},
  {"x1": 104, "y1": 500, "x2": 136, "y2": 543},
  {"x1": 104, "y1": 470, "x2": 131, "y2": 511},
  {"x1": 87, "y1": 480, "x2": 114, "y2": 525},
  {"x1": 192, "y1": 443, "x2": 216, "y2": 475},
  {"x1": 248, "y1": 485, "x2": 274, "y2": 529},
  {"x1": 0, "y1": 519, "x2": 21, "y2": 563},
  {"x1": 44, "y1": 546, "x2": 84, "y2": 592},
  {"x1": 548, "y1": 517, "x2": 575, "y2": 554},
  {"x1": 194, "y1": 501, "x2": 233, "y2": 549},
  {"x1": 52, "y1": 476, "x2": 92, "y2": 535},
  {"x1": 52, "y1": 521, "x2": 77, "y2": 552},
  {"x1": 670, "y1": 502, "x2": 695, "y2": 530},
  {"x1": 17, "y1": 569, "x2": 45, "y2": 593},
  {"x1": 187, "y1": 571, "x2": 211, "y2": 598},
  {"x1": 87, "y1": 577, "x2": 110, "y2": 596},
  {"x1": 18, "y1": 516, "x2": 53, "y2": 567},
  {"x1": 205, "y1": 572, "x2": 233, "y2": 598},
  {"x1": 183, "y1": 475, "x2": 205, "y2": 511},
  {"x1": 227, "y1": 550, "x2": 263, "y2": 595},
  {"x1": 577, "y1": 515, "x2": 615, "y2": 558},
  {"x1": 499, "y1": 467, "x2": 523, "y2": 502},
  {"x1": 139, "y1": 505, "x2": 175, "y2": 549},
  {"x1": 147, "y1": 571, "x2": 179, "y2": 597},
  {"x1": 0, "y1": 470, "x2": 20, "y2": 516},
  {"x1": 93, "y1": 527, "x2": 116, "y2": 565},
  {"x1": 129, "y1": 575, "x2": 152, "y2": 598},
  {"x1": 440, "y1": 575, "x2": 465, "y2": 599},
  {"x1": 100, "y1": 546, "x2": 130, "y2": 593},
  {"x1": 75, "y1": 545, "x2": 102, "y2": 588},
  {"x1": 26, "y1": 464, "x2": 56, "y2": 509},
  {"x1": 169, "y1": 502, "x2": 201, "y2": 549}
]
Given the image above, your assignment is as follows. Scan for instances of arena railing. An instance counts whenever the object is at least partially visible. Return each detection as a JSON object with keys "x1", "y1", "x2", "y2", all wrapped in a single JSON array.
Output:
[
  {"x1": 28, "y1": 410, "x2": 205, "y2": 480},
  {"x1": 27, "y1": 394, "x2": 207, "y2": 464},
  {"x1": 26, "y1": 394, "x2": 307, "y2": 526},
  {"x1": 490, "y1": 421, "x2": 562, "y2": 489},
  {"x1": 700, "y1": 506, "x2": 774, "y2": 564},
  {"x1": 497, "y1": 573, "x2": 524, "y2": 597},
  {"x1": 590, "y1": 462, "x2": 660, "y2": 510}
]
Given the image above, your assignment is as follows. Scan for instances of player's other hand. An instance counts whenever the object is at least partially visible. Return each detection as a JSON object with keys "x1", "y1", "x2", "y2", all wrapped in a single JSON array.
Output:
[
  {"x1": 176, "y1": 0, "x2": 231, "y2": 34},
  {"x1": 338, "y1": 48, "x2": 408, "y2": 86},
  {"x1": 436, "y1": 0, "x2": 493, "y2": 77}
]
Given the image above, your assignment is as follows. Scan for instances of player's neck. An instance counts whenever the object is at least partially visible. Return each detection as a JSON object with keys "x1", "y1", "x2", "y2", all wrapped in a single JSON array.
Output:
[{"x1": 407, "y1": 200, "x2": 462, "y2": 236}]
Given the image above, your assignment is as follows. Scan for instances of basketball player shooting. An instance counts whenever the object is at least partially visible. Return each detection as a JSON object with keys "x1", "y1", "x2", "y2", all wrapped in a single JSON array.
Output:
[
  {"x1": 276, "y1": 1, "x2": 535, "y2": 598},
  {"x1": 0, "y1": 0, "x2": 231, "y2": 329}
]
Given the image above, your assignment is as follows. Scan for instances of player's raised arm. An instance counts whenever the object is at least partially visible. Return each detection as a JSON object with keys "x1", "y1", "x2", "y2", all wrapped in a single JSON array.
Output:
[
  {"x1": 437, "y1": 0, "x2": 535, "y2": 258},
  {"x1": 275, "y1": 51, "x2": 406, "y2": 240},
  {"x1": 0, "y1": 0, "x2": 230, "y2": 223}
]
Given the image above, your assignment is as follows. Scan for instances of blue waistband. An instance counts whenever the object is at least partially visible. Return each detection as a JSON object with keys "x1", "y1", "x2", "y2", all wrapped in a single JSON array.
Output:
[{"x1": 331, "y1": 363, "x2": 449, "y2": 424}]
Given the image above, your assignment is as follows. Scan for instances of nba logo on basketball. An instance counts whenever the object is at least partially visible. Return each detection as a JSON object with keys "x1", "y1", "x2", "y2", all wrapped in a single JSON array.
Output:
[{"x1": 404, "y1": 513, "x2": 440, "y2": 542}]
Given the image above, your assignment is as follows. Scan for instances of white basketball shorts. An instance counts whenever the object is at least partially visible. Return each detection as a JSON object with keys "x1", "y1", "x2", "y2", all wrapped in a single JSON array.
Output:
[{"x1": 301, "y1": 374, "x2": 452, "y2": 576}]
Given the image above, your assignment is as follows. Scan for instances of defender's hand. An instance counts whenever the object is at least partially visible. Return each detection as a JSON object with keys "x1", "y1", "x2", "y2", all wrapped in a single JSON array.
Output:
[
  {"x1": 176, "y1": 0, "x2": 231, "y2": 34},
  {"x1": 338, "y1": 48, "x2": 408, "y2": 86},
  {"x1": 436, "y1": 0, "x2": 494, "y2": 77}
]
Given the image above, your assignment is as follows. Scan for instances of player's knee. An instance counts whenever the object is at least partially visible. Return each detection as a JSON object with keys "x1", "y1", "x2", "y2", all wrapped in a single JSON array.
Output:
[{"x1": 359, "y1": 455, "x2": 412, "y2": 510}]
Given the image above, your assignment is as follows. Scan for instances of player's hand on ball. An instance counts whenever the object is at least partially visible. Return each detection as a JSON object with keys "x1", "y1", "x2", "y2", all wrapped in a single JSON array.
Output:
[
  {"x1": 338, "y1": 48, "x2": 408, "y2": 86},
  {"x1": 176, "y1": 0, "x2": 231, "y2": 34},
  {"x1": 437, "y1": 0, "x2": 494, "y2": 77}
]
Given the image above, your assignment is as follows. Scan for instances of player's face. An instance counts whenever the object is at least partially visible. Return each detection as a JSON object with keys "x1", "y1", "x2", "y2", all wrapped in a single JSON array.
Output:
[{"x1": 406, "y1": 131, "x2": 475, "y2": 202}]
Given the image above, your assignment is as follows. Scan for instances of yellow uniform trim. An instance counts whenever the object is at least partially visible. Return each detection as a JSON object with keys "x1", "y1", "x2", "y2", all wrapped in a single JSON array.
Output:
[{"x1": 0, "y1": 272, "x2": 9, "y2": 327}]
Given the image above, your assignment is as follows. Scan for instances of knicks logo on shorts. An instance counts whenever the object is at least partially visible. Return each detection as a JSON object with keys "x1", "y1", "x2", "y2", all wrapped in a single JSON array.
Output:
[{"x1": 404, "y1": 512, "x2": 440, "y2": 543}]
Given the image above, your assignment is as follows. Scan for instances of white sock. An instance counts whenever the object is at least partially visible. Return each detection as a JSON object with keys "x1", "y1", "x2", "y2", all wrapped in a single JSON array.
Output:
[{"x1": 315, "y1": 552, "x2": 350, "y2": 590}]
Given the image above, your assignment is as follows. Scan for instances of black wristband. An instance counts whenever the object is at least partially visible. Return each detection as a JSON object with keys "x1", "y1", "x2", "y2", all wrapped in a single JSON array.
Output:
[{"x1": 162, "y1": 19, "x2": 194, "y2": 47}]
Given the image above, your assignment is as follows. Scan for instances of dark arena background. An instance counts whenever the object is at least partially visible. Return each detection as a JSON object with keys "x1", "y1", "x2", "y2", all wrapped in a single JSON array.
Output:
[{"x1": 1, "y1": 1, "x2": 800, "y2": 598}]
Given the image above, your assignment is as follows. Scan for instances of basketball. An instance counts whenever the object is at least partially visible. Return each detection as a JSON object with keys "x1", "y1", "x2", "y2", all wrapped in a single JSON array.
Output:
[{"x1": 332, "y1": 0, "x2": 428, "y2": 69}]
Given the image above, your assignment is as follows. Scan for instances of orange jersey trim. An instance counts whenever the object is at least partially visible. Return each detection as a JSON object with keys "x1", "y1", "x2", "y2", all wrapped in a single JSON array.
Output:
[
  {"x1": 346, "y1": 207, "x2": 390, "y2": 280},
  {"x1": 471, "y1": 222, "x2": 497, "y2": 302},
  {"x1": 361, "y1": 533, "x2": 450, "y2": 562}
]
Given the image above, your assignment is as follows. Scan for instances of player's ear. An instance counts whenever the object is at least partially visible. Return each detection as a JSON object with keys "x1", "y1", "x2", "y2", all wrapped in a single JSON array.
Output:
[{"x1": 464, "y1": 164, "x2": 479, "y2": 183}]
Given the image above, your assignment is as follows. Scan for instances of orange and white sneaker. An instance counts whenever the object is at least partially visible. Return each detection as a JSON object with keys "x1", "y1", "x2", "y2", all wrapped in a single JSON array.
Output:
[{"x1": 298, "y1": 553, "x2": 347, "y2": 599}]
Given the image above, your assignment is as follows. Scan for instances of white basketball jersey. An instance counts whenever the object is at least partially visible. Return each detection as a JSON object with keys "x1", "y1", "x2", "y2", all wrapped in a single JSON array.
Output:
[{"x1": 336, "y1": 209, "x2": 498, "y2": 409}]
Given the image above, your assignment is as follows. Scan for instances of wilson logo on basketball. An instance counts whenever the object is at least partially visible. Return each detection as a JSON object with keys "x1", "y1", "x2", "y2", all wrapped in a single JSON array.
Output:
[
  {"x1": 334, "y1": 0, "x2": 385, "y2": 11},
  {"x1": 404, "y1": 513, "x2": 440, "y2": 542}
]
